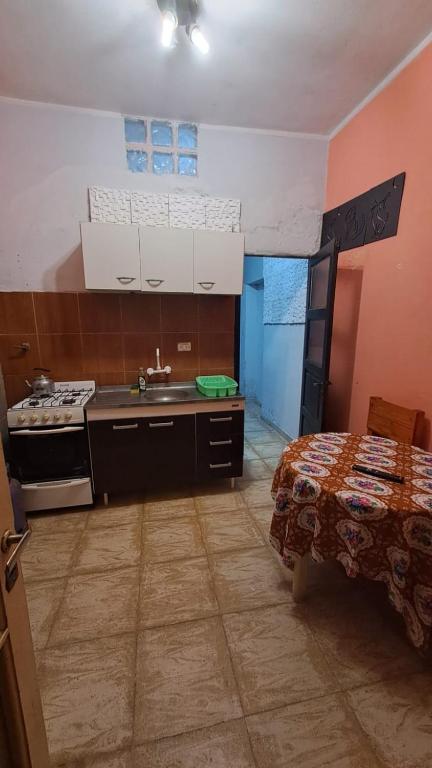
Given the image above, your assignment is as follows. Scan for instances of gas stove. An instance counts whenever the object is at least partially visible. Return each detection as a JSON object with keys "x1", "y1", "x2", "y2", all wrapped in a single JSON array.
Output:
[{"x1": 7, "y1": 380, "x2": 96, "y2": 428}]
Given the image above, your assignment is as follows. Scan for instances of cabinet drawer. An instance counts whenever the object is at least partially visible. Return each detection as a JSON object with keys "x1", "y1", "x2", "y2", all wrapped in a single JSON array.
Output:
[
  {"x1": 197, "y1": 411, "x2": 244, "y2": 441},
  {"x1": 197, "y1": 433, "x2": 243, "y2": 464}
]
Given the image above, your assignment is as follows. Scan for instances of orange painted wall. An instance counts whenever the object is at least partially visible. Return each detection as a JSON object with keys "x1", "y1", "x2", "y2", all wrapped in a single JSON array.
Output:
[{"x1": 325, "y1": 43, "x2": 432, "y2": 448}]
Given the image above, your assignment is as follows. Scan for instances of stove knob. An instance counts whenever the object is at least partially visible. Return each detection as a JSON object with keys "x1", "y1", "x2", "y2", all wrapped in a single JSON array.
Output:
[
  {"x1": 17, "y1": 415, "x2": 26, "y2": 424},
  {"x1": 65, "y1": 411, "x2": 72, "y2": 421},
  {"x1": 53, "y1": 413, "x2": 61, "y2": 422},
  {"x1": 42, "y1": 412, "x2": 50, "y2": 423},
  {"x1": 30, "y1": 414, "x2": 38, "y2": 424}
]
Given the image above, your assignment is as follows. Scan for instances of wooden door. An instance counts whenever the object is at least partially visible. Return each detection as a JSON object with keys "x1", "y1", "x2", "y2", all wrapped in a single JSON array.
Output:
[
  {"x1": 193, "y1": 231, "x2": 244, "y2": 295},
  {"x1": 299, "y1": 240, "x2": 338, "y2": 436},
  {"x1": 81, "y1": 222, "x2": 141, "y2": 291},
  {"x1": 140, "y1": 227, "x2": 194, "y2": 293},
  {"x1": 0, "y1": 449, "x2": 49, "y2": 766}
]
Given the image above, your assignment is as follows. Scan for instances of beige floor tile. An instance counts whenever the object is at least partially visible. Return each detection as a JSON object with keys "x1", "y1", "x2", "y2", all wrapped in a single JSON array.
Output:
[
  {"x1": 133, "y1": 720, "x2": 255, "y2": 767},
  {"x1": 347, "y1": 673, "x2": 432, "y2": 768},
  {"x1": 224, "y1": 605, "x2": 336, "y2": 714},
  {"x1": 247, "y1": 693, "x2": 380, "y2": 768},
  {"x1": 252, "y1": 442, "x2": 284, "y2": 460},
  {"x1": 246, "y1": 430, "x2": 283, "y2": 445},
  {"x1": 194, "y1": 488, "x2": 246, "y2": 515},
  {"x1": 144, "y1": 486, "x2": 194, "y2": 503},
  {"x1": 303, "y1": 591, "x2": 423, "y2": 689},
  {"x1": 245, "y1": 426, "x2": 272, "y2": 439},
  {"x1": 243, "y1": 443, "x2": 259, "y2": 460},
  {"x1": 74, "y1": 523, "x2": 141, "y2": 575},
  {"x1": 38, "y1": 635, "x2": 135, "y2": 764},
  {"x1": 88, "y1": 504, "x2": 142, "y2": 530},
  {"x1": 143, "y1": 518, "x2": 204, "y2": 563},
  {"x1": 67, "y1": 750, "x2": 131, "y2": 768},
  {"x1": 134, "y1": 617, "x2": 242, "y2": 742},
  {"x1": 200, "y1": 510, "x2": 264, "y2": 554},
  {"x1": 143, "y1": 496, "x2": 196, "y2": 522},
  {"x1": 29, "y1": 509, "x2": 88, "y2": 534},
  {"x1": 49, "y1": 568, "x2": 139, "y2": 645},
  {"x1": 25, "y1": 579, "x2": 66, "y2": 651},
  {"x1": 242, "y1": 459, "x2": 273, "y2": 481},
  {"x1": 139, "y1": 558, "x2": 218, "y2": 628},
  {"x1": 248, "y1": 504, "x2": 275, "y2": 527},
  {"x1": 264, "y1": 457, "x2": 280, "y2": 471},
  {"x1": 239, "y1": 480, "x2": 273, "y2": 508},
  {"x1": 210, "y1": 547, "x2": 291, "y2": 612},
  {"x1": 21, "y1": 530, "x2": 82, "y2": 583}
]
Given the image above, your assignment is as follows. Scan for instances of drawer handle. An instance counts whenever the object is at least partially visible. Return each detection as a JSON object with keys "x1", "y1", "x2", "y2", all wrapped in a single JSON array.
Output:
[
  {"x1": 112, "y1": 423, "x2": 138, "y2": 430},
  {"x1": 209, "y1": 439, "x2": 232, "y2": 446},
  {"x1": 149, "y1": 421, "x2": 174, "y2": 428},
  {"x1": 198, "y1": 281, "x2": 215, "y2": 290},
  {"x1": 116, "y1": 276, "x2": 136, "y2": 284},
  {"x1": 210, "y1": 462, "x2": 232, "y2": 469},
  {"x1": 210, "y1": 417, "x2": 232, "y2": 423},
  {"x1": 146, "y1": 279, "x2": 165, "y2": 287}
]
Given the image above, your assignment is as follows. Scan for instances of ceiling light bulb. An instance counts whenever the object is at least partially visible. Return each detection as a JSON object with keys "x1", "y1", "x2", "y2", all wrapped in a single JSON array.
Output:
[
  {"x1": 190, "y1": 25, "x2": 210, "y2": 55},
  {"x1": 161, "y1": 10, "x2": 177, "y2": 48}
]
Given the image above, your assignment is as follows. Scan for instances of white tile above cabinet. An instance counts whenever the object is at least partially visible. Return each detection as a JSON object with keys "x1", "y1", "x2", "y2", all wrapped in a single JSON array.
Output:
[
  {"x1": 81, "y1": 222, "x2": 141, "y2": 291},
  {"x1": 140, "y1": 227, "x2": 194, "y2": 293},
  {"x1": 194, "y1": 230, "x2": 245, "y2": 295}
]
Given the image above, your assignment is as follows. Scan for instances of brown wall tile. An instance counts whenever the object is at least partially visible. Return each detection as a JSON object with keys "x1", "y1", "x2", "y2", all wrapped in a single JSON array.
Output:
[
  {"x1": 120, "y1": 294, "x2": 161, "y2": 333},
  {"x1": 0, "y1": 292, "x2": 36, "y2": 334},
  {"x1": 34, "y1": 293, "x2": 80, "y2": 333},
  {"x1": 161, "y1": 295, "x2": 198, "y2": 332},
  {"x1": 3, "y1": 374, "x2": 31, "y2": 407},
  {"x1": 83, "y1": 371, "x2": 126, "y2": 387},
  {"x1": 0, "y1": 335, "x2": 40, "y2": 375},
  {"x1": 198, "y1": 295, "x2": 235, "y2": 333},
  {"x1": 199, "y1": 333, "x2": 235, "y2": 372},
  {"x1": 123, "y1": 333, "x2": 162, "y2": 372},
  {"x1": 161, "y1": 332, "x2": 199, "y2": 372},
  {"x1": 169, "y1": 369, "x2": 200, "y2": 383},
  {"x1": 79, "y1": 294, "x2": 121, "y2": 332},
  {"x1": 38, "y1": 334, "x2": 83, "y2": 378},
  {"x1": 82, "y1": 334, "x2": 124, "y2": 374}
]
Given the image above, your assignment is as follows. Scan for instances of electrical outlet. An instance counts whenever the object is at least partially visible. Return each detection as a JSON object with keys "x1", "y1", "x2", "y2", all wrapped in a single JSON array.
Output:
[{"x1": 177, "y1": 342, "x2": 192, "y2": 352}]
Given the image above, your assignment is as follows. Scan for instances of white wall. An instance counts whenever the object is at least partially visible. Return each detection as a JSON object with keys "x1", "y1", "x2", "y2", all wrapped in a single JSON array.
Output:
[{"x1": 0, "y1": 97, "x2": 327, "y2": 291}]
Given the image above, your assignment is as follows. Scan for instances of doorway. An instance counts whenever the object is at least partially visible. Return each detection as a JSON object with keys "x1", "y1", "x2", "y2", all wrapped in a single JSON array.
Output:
[{"x1": 239, "y1": 255, "x2": 308, "y2": 440}]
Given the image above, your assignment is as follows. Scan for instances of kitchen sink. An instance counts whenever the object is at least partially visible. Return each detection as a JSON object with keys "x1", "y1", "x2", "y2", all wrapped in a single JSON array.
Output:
[{"x1": 144, "y1": 389, "x2": 190, "y2": 402}]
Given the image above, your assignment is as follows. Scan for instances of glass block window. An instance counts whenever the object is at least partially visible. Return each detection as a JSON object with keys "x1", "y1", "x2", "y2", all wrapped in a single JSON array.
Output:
[{"x1": 124, "y1": 115, "x2": 198, "y2": 176}]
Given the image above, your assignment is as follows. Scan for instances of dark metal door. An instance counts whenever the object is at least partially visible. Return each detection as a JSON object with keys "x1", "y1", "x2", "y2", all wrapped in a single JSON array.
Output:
[{"x1": 299, "y1": 239, "x2": 338, "y2": 436}]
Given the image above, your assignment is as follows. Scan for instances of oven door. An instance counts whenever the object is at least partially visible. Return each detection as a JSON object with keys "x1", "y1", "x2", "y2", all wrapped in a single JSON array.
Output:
[{"x1": 9, "y1": 425, "x2": 90, "y2": 483}]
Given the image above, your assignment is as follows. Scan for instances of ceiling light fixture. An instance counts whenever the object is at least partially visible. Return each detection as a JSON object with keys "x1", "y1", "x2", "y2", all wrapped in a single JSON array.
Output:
[
  {"x1": 157, "y1": 0, "x2": 210, "y2": 54},
  {"x1": 161, "y1": 10, "x2": 177, "y2": 48}
]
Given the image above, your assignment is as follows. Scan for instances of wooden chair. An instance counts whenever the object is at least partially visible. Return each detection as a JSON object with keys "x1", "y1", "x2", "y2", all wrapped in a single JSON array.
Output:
[{"x1": 367, "y1": 396, "x2": 424, "y2": 445}]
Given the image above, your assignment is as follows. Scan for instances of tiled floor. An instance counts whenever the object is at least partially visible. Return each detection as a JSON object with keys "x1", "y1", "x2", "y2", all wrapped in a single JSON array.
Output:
[{"x1": 22, "y1": 400, "x2": 432, "y2": 767}]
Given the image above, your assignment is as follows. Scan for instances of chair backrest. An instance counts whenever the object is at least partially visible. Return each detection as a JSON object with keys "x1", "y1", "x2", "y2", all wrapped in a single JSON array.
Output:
[{"x1": 367, "y1": 396, "x2": 424, "y2": 445}]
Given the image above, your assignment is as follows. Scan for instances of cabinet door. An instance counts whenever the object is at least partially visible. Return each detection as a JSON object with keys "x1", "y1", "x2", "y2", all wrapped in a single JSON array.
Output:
[
  {"x1": 88, "y1": 418, "x2": 143, "y2": 494},
  {"x1": 193, "y1": 231, "x2": 245, "y2": 295},
  {"x1": 141, "y1": 414, "x2": 196, "y2": 485},
  {"x1": 140, "y1": 227, "x2": 194, "y2": 293},
  {"x1": 81, "y1": 223, "x2": 141, "y2": 291}
]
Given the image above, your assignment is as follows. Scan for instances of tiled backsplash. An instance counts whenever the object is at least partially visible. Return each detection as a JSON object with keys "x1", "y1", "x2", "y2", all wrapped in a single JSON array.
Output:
[{"x1": 0, "y1": 292, "x2": 235, "y2": 406}]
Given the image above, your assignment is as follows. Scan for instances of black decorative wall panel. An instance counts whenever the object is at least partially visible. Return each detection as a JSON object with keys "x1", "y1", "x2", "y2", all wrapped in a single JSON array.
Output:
[{"x1": 321, "y1": 172, "x2": 405, "y2": 252}]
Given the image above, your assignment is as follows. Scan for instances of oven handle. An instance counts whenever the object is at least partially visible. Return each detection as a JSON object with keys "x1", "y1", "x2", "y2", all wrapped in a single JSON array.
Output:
[
  {"x1": 21, "y1": 478, "x2": 90, "y2": 490},
  {"x1": 10, "y1": 427, "x2": 84, "y2": 436}
]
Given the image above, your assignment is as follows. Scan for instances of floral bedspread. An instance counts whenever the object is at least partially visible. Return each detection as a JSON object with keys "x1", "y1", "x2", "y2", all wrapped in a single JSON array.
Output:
[{"x1": 270, "y1": 432, "x2": 432, "y2": 652}]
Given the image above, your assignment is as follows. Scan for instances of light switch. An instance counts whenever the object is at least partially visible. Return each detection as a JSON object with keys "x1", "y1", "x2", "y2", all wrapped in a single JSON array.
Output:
[{"x1": 177, "y1": 342, "x2": 192, "y2": 352}]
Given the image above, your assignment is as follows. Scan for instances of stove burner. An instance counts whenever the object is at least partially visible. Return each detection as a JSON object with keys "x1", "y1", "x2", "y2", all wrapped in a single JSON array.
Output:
[
  {"x1": 29, "y1": 399, "x2": 40, "y2": 406},
  {"x1": 61, "y1": 397, "x2": 76, "y2": 405}
]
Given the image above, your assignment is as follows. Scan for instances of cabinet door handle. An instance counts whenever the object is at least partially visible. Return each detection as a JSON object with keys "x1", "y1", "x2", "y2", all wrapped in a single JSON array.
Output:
[
  {"x1": 146, "y1": 279, "x2": 165, "y2": 287},
  {"x1": 112, "y1": 423, "x2": 138, "y2": 430},
  {"x1": 210, "y1": 416, "x2": 232, "y2": 423},
  {"x1": 198, "y1": 281, "x2": 215, "y2": 290},
  {"x1": 116, "y1": 277, "x2": 136, "y2": 284},
  {"x1": 209, "y1": 439, "x2": 232, "y2": 446},
  {"x1": 209, "y1": 462, "x2": 232, "y2": 469},
  {"x1": 149, "y1": 421, "x2": 174, "y2": 428}
]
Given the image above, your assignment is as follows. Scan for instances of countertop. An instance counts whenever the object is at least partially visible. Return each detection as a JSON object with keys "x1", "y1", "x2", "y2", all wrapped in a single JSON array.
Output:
[{"x1": 85, "y1": 382, "x2": 245, "y2": 411}]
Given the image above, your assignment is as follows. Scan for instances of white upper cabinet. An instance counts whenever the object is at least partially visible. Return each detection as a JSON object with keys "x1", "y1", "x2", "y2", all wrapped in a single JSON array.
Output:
[
  {"x1": 139, "y1": 227, "x2": 194, "y2": 293},
  {"x1": 81, "y1": 222, "x2": 140, "y2": 291},
  {"x1": 193, "y1": 230, "x2": 245, "y2": 295}
]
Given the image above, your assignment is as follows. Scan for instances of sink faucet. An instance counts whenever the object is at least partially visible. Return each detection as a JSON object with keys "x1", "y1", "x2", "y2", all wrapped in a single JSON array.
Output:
[{"x1": 147, "y1": 348, "x2": 172, "y2": 379}]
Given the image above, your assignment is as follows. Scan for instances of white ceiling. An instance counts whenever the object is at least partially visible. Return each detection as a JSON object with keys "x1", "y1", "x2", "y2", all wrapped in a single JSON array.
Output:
[{"x1": 1, "y1": 0, "x2": 432, "y2": 134}]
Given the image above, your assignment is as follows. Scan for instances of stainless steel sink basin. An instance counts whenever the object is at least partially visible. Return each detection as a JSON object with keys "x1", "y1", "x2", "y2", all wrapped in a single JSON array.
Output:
[{"x1": 144, "y1": 389, "x2": 190, "y2": 402}]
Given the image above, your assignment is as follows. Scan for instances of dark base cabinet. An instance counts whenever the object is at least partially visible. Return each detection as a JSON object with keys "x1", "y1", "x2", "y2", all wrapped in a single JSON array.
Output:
[
  {"x1": 196, "y1": 410, "x2": 244, "y2": 482},
  {"x1": 88, "y1": 414, "x2": 196, "y2": 495}
]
